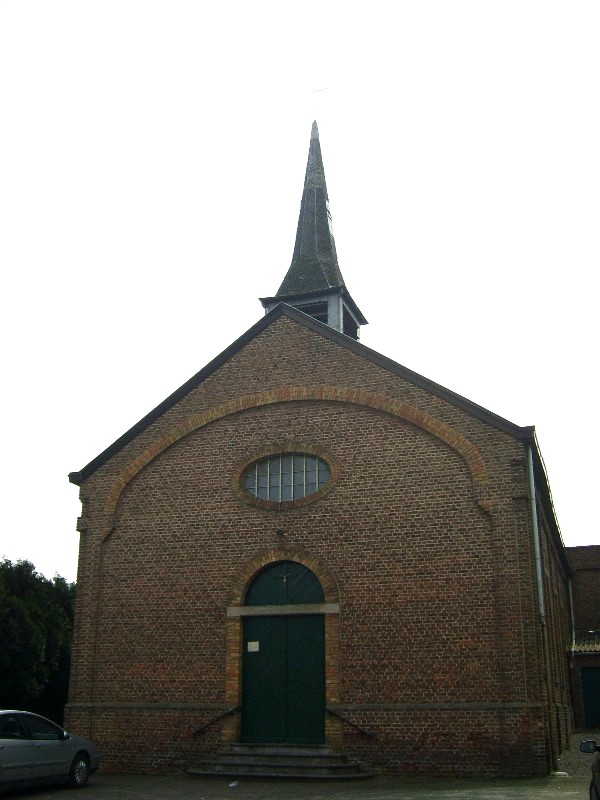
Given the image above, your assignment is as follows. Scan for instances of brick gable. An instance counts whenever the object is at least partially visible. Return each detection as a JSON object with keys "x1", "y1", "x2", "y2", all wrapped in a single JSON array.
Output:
[{"x1": 67, "y1": 311, "x2": 572, "y2": 777}]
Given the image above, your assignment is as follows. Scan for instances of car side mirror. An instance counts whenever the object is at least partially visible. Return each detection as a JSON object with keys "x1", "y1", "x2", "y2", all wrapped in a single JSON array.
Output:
[
  {"x1": 580, "y1": 740, "x2": 599, "y2": 754},
  {"x1": 60, "y1": 731, "x2": 71, "y2": 741}
]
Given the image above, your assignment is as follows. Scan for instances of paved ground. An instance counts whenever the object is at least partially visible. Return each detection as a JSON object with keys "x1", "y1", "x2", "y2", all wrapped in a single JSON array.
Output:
[
  {"x1": 1, "y1": 772, "x2": 591, "y2": 800},
  {"x1": 3, "y1": 732, "x2": 596, "y2": 800}
]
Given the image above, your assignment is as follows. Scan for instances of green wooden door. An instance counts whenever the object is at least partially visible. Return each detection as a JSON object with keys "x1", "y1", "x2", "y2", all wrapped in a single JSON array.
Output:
[
  {"x1": 241, "y1": 562, "x2": 325, "y2": 744},
  {"x1": 582, "y1": 667, "x2": 600, "y2": 727}
]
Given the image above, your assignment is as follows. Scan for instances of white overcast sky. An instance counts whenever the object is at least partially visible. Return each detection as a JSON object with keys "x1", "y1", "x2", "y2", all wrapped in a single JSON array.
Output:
[{"x1": 1, "y1": 1, "x2": 598, "y2": 583}]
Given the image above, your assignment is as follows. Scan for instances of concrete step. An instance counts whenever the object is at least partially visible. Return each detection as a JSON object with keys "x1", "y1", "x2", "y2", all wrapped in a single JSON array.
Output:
[
  {"x1": 188, "y1": 766, "x2": 372, "y2": 779},
  {"x1": 187, "y1": 743, "x2": 373, "y2": 780},
  {"x1": 199, "y1": 754, "x2": 350, "y2": 767},
  {"x1": 227, "y1": 743, "x2": 333, "y2": 756}
]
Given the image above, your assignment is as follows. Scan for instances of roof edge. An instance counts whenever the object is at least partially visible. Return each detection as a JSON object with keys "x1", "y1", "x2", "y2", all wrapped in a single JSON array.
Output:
[
  {"x1": 528, "y1": 431, "x2": 570, "y2": 575},
  {"x1": 292, "y1": 308, "x2": 531, "y2": 440},
  {"x1": 70, "y1": 303, "x2": 534, "y2": 485},
  {"x1": 69, "y1": 306, "x2": 291, "y2": 485}
]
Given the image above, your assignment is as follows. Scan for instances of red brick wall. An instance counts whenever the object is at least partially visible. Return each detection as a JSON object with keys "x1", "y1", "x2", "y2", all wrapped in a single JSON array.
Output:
[
  {"x1": 567, "y1": 546, "x2": 600, "y2": 631},
  {"x1": 66, "y1": 314, "x2": 571, "y2": 777},
  {"x1": 566, "y1": 546, "x2": 600, "y2": 728}
]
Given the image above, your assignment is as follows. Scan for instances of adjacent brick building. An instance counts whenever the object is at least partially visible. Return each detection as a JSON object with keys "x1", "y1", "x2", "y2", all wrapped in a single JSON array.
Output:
[
  {"x1": 67, "y1": 122, "x2": 574, "y2": 776},
  {"x1": 567, "y1": 545, "x2": 600, "y2": 729}
]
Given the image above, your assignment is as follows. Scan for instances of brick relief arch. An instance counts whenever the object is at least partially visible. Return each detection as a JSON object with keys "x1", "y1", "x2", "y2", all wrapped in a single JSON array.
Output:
[
  {"x1": 104, "y1": 386, "x2": 491, "y2": 522},
  {"x1": 227, "y1": 545, "x2": 340, "y2": 606}
]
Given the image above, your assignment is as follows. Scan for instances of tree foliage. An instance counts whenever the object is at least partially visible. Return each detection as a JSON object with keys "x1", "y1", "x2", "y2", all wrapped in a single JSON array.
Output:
[{"x1": 0, "y1": 559, "x2": 74, "y2": 725}]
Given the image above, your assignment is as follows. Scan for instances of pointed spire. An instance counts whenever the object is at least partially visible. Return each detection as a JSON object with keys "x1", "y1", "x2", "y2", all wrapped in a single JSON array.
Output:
[
  {"x1": 276, "y1": 120, "x2": 344, "y2": 296},
  {"x1": 260, "y1": 122, "x2": 367, "y2": 339}
]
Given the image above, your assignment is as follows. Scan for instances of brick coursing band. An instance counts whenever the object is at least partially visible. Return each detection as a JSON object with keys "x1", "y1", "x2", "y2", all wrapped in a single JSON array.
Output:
[{"x1": 104, "y1": 387, "x2": 490, "y2": 520}]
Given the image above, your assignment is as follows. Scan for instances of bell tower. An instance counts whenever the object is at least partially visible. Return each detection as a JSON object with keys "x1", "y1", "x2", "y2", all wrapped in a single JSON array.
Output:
[{"x1": 260, "y1": 122, "x2": 367, "y2": 340}]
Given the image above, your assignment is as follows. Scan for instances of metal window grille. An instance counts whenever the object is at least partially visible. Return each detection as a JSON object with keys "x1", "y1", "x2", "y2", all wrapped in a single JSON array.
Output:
[{"x1": 244, "y1": 454, "x2": 330, "y2": 502}]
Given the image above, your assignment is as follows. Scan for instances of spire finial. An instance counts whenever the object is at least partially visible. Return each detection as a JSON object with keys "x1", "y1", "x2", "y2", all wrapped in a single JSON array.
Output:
[{"x1": 311, "y1": 120, "x2": 319, "y2": 140}]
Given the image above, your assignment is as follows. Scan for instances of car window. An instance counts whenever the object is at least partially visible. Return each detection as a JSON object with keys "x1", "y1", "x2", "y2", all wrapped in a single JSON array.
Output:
[
  {"x1": 22, "y1": 714, "x2": 63, "y2": 741},
  {"x1": 0, "y1": 713, "x2": 26, "y2": 739}
]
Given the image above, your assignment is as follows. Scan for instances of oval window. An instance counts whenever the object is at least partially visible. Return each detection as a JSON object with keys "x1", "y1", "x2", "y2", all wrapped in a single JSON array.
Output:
[{"x1": 243, "y1": 453, "x2": 331, "y2": 503}]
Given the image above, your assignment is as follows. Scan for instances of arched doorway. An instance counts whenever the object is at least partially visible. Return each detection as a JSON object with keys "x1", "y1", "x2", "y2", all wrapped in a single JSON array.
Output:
[{"x1": 241, "y1": 561, "x2": 325, "y2": 744}]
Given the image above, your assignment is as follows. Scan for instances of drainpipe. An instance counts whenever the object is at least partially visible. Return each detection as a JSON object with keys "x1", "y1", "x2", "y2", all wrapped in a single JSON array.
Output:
[
  {"x1": 527, "y1": 443, "x2": 546, "y2": 622},
  {"x1": 526, "y1": 442, "x2": 558, "y2": 772},
  {"x1": 568, "y1": 579, "x2": 576, "y2": 656},
  {"x1": 567, "y1": 577, "x2": 578, "y2": 729}
]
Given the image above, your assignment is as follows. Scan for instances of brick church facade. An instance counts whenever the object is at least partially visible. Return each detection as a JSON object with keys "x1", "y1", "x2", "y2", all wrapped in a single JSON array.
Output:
[{"x1": 67, "y1": 123, "x2": 574, "y2": 777}]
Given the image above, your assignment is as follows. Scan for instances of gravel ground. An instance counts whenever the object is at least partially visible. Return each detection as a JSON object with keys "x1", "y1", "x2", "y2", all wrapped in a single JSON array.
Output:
[{"x1": 556, "y1": 729, "x2": 600, "y2": 776}]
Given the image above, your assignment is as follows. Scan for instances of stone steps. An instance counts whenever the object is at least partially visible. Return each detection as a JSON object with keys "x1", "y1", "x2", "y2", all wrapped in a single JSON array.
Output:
[{"x1": 187, "y1": 743, "x2": 373, "y2": 780}]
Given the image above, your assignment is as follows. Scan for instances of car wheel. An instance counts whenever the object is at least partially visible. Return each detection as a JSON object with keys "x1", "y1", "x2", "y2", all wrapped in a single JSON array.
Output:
[
  {"x1": 68, "y1": 753, "x2": 90, "y2": 788},
  {"x1": 591, "y1": 780, "x2": 600, "y2": 800}
]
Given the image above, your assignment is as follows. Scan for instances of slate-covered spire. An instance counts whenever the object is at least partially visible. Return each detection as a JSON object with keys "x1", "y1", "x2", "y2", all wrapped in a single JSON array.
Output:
[
  {"x1": 260, "y1": 122, "x2": 367, "y2": 340},
  {"x1": 277, "y1": 121, "x2": 345, "y2": 295}
]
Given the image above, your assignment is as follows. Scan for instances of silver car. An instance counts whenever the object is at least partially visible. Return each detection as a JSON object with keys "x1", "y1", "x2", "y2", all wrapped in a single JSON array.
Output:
[
  {"x1": 0, "y1": 710, "x2": 100, "y2": 790},
  {"x1": 580, "y1": 740, "x2": 600, "y2": 800}
]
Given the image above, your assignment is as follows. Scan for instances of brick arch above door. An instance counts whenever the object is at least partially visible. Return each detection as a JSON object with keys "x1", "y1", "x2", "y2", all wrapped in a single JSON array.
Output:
[{"x1": 227, "y1": 546, "x2": 340, "y2": 607}]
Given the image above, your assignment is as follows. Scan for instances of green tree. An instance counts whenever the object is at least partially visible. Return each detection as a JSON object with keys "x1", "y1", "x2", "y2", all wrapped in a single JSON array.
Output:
[{"x1": 0, "y1": 559, "x2": 75, "y2": 724}]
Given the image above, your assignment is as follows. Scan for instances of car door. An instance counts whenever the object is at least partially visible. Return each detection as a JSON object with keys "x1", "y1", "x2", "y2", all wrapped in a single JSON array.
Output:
[
  {"x1": 593, "y1": 750, "x2": 600, "y2": 800},
  {"x1": 21, "y1": 713, "x2": 72, "y2": 780},
  {"x1": 0, "y1": 712, "x2": 36, "y2": 784}
]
